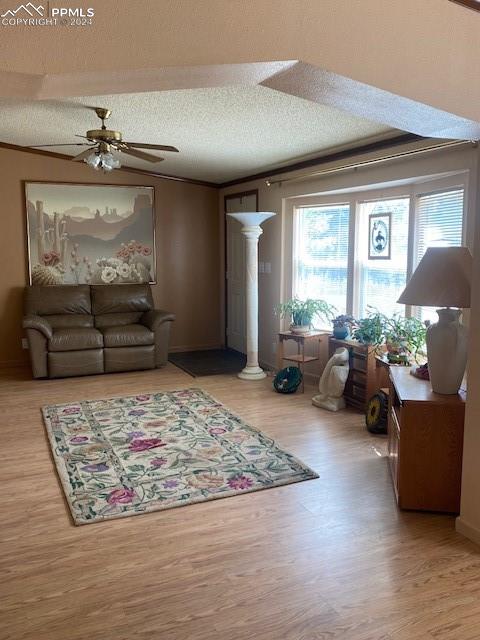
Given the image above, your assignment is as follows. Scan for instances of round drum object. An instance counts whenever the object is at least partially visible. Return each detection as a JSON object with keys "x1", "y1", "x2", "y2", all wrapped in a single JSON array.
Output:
[
  {"x1": 273, "y1": 366, "x2": 303, "y2": 394},
  {"x1": 365, "y1": 391, "x2": 388, "y2": 434}
]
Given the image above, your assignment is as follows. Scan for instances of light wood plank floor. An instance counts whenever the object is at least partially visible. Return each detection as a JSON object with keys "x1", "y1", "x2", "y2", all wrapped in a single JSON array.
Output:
[{"x1": 1, "y1": 364, "x2": 479, "y2": 640}]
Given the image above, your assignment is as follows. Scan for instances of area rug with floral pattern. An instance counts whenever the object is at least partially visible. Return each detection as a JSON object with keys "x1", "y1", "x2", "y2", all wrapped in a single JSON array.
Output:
[{"x1": 42, "y1": 388, "x2": 318, "y2": 525}]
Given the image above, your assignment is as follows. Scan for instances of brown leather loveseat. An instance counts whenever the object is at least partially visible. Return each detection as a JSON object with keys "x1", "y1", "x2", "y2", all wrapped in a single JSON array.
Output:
[{"x1": 23, "y1": 284, "x2": 175, "y2": 379}]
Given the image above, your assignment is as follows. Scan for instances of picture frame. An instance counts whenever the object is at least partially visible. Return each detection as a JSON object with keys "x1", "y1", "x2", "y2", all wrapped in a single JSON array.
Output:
[
  {"x1": 24, "y1": 181, "x2": 156, "y2": 285},
  {"x1": 368, "y1": 212, "x2": 391, "y2": 260}
]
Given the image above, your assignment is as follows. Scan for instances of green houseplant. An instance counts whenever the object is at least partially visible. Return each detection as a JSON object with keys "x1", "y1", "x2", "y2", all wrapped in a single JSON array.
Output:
[
  {"x1": 383, "y1": 314, "x2": 426, "y2": 364},
  {"x1": 332, "y1": 314, "x2": 357, "y2": 340},
  {"x1": 352, "y1": 310, "x2": 386, "y2": 348},
  {"x1": 353, "y1": 307, "x2": 427, "y2": 363},
  {"x1": 276, "y1": 297, "x2": 336, "y2": 334}
]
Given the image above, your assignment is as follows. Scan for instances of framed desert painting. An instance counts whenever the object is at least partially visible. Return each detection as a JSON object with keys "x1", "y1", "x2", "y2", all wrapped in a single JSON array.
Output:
[{"x1": 25, "y1": 182, "x2": 156, "y2": 285}]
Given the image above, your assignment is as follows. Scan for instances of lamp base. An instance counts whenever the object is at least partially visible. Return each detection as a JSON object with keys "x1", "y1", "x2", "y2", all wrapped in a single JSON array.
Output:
[
  {"x1": 426, "y1": 308, "x2": 467, "y2": 394},
  {"x1": 238, "y1": 365, "x2": 267, "y2": 381}
]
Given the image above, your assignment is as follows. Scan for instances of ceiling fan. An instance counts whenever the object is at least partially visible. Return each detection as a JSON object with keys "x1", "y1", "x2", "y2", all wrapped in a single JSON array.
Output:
[{"x1": 30, "y1": 107, "x2": 179, "y2": 172}]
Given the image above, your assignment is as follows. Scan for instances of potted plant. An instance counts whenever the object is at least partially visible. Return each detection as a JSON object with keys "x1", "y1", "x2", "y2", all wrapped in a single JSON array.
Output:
[
  {"x1": 353, "y1": 308, "x2": 427, "y2": 364},
  {"x1": 276, "y1": 297, "x2": 336, "y2": 334},
  {"x1": 352, "y1": 310, "x2": 385, "y2": 348},
  {"x1": 332, "y1": 314, "x2": 357, "y2": 340},
  {"x1": 383, "y1": 314, "x2": 426, "y2": 364}
]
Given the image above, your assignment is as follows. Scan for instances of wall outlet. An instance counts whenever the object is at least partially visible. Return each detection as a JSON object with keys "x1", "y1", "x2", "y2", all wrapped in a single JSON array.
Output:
[
  {"x1": 272, "y1": 341, "x2": 277, "y2": 354},
  {"x1": 258, "y1": 261, "x2": 265, "y2": 273},
  {"x1": 264, "y1": 262, "x2": 272, "y2": 273},
  {"x1": 21, "y1": 338, "x2": 29, "y2": 350}
]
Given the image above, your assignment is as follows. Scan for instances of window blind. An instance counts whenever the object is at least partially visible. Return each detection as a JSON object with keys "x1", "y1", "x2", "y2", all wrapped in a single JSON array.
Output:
[
  {"x1": 415, "y1": 188, "x2": 464, "y2": 321},
  {"x1": 293, "y1": 204, "x2": 350, "y2": 320},
  {"x1": 356, "y1": 197, "x2": 410, "y2": 318},
  {"x1": 415, "y1": 188, "x2": 464, "y2": 263}
]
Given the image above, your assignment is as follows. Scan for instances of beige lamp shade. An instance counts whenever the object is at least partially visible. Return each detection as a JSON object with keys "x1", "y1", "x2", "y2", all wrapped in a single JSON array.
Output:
[{"x1": 397, "y1": 246, "x2": 472, "y2": 308}]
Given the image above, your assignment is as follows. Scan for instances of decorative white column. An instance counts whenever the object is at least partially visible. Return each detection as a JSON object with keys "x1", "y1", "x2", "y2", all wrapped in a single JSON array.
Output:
[{"x1": 227, "y1": 212, "x2": 276, "y2": 380}]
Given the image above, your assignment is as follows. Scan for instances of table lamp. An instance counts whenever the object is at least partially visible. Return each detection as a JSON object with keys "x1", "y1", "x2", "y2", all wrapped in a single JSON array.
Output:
[{"x1": 397, "y1": 246, "x2": 472, "y2": 394}]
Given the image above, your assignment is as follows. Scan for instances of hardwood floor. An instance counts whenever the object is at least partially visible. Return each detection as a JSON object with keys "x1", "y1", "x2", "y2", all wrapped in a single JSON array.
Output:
[{"x1": 0, "y1": 364, "x2": 479, "y2": 640}]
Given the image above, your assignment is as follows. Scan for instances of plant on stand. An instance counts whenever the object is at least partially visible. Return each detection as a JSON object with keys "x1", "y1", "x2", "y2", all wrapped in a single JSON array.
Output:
[
  {"x1": 353, "y1": 307, "x2": 427, "y2": 364},
  {"x1": 276, "y1": 297, "x2": 336, "y2": 334},
  {"x1": 332, "y1": 314, "x2": 357, "y2": 340},
  {"x1": 383, "y1": 314, "x2": 426, "y2": 364},
  {"x1": 352, "y1": 309, "x2": 386, "y2": 349}
]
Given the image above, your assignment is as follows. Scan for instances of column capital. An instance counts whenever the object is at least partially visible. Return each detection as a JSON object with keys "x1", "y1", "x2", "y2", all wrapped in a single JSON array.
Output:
[{"x1": 240, "y1": 225, "x2": 263, "y2": 240}]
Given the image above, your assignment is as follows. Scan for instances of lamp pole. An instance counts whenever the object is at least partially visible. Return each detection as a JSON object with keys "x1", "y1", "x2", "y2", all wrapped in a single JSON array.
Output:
[{"x1": 227, "y1": 212, "x2": 276, "y2": 380}]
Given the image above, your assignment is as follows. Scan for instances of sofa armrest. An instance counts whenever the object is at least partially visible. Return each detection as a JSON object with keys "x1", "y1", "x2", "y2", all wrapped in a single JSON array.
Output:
[
  {"x1": 23, "y1": 315, "x2": 53, "y2": 339},
  {"x1": 141, "y1": 309, "x2": 175, "y2": 331}
]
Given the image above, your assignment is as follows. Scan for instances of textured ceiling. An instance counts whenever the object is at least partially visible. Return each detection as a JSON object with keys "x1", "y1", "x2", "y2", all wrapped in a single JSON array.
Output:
[{"x1": 0, "y1": 86, "x2": 395, "y2": 182}]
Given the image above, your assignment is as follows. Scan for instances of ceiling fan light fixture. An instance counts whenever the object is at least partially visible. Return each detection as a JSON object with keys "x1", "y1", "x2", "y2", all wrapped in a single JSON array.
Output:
[{"x1": 84, "y1": 150, "x2": 121, "y2": 172}]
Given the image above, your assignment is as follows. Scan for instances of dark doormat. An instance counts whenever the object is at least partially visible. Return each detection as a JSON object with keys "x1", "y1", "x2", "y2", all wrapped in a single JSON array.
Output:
[{"x1": 169, "y1": 349, "x2": 247, "y2": 377}]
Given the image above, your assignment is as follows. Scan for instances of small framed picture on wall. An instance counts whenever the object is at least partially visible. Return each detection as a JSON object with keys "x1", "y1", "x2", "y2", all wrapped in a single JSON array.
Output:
[{"x1": 368, "y1": 212, "x2": 391, "y2": 260}]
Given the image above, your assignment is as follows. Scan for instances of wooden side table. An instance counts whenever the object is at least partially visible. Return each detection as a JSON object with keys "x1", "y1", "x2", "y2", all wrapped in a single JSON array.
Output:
[
  {"x1": 276, "y1": 331, "x2": 329, "y2": 392},
  {"x1": 387, "y1": 366, "x2": 466, "y2": 513}
]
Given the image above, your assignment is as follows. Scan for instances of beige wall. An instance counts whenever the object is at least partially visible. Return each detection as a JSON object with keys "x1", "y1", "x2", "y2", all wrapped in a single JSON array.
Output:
[
  {"x1": 458, "y1": 153, "x2": 480, "y2": 545},
  {"x1": 0, "y1": 147, "x2": 221, "y2": 366},
  {"x1": 2, "y1": 0, "x2": 480, "y2": 124},
  {"x1": 220, "y1": 143, "x2": 478, "y2": 377}
]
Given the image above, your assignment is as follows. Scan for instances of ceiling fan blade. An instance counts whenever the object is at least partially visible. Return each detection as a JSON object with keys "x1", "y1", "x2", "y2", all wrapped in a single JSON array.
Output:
[
  {"x1": 72, "y1": 148, "x2": 96, "y2": 162},
  {"x1": 123, "y1": 142, "x2": 179, "y2": 153},
  {"x1": 30, "y1": 143, "x2": 93, "y2": 148},
  {"x1": 120, "y1": 148, "x2": 164, "y2": 163}
]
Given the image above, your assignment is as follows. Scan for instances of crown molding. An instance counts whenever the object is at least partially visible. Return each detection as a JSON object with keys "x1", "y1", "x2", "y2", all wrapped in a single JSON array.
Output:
[
  {"x1": 217, "y1": 133, "x2": 425, "y2": 188},
  {"x1": 0, "y1": 141, "x2": 218, "y2": 188},
  {"x1": 1, "y1": 134, "x2": 452, "y2": 190},
  {"x1": 449, "y1": 0, "x2": 480, "y2": 12}
]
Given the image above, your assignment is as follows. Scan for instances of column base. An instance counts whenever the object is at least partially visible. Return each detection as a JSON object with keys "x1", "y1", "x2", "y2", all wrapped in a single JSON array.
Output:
[{"x1": 238, "y1": 366, "x2": 267, "y2": 381}]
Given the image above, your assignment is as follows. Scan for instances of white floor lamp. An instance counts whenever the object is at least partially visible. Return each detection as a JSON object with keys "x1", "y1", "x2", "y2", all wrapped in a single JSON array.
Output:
[{"x1": 227, "y1": 212, "x2": 276, "y2": 380}]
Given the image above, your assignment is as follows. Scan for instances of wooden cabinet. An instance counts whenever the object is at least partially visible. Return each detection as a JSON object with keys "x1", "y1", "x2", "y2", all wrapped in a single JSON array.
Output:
[
  {"x1": 329, "y1": 337, "x2": 390, "y2": 410},
  {"x1": 387, "y1": 367, "x2": 466, "y2": 513}
]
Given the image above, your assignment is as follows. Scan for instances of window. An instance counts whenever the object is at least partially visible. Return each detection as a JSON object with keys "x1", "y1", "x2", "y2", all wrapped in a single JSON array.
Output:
[
  {"x1": 355, "y1": 198, "x2": 410, "y2": 318},
  {"x1": 291, "y1": 178, "x2": 466, "y2": 325},
  {"x1": 293, "y1": 204, "x2": 350, "y2": 323},
  {"x1": 414, "y1": 188, "x2": 465, "y2": 322}
]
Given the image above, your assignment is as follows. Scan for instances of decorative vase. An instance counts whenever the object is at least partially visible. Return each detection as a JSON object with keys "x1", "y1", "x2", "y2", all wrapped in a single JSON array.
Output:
[
  {"x1": 333, "y1": 326, "x2": 349, "y2": 340},
  {"x1": 426, "y1": 308, "x2": 468, "y2": 394},
  {"x1": 290, "y1": 324, "x2": 311, "y2": 335}
]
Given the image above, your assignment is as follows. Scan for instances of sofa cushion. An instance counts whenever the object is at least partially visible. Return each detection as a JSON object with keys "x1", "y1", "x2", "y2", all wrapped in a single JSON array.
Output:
[
  {"x1": 91, "y1": 284, "x2": 153, "y2": 315},
  {"x1": 25, "y1": 285, "x2": 91, "y2": 316},
  {"x1": 49, "y1": 328, "x2": 103, "y2": 352},
  {"x1": 95, "y1": 312, "x2": 143, "y2": 328},
  {"x1": 104, "y1": 345, "x2": 155, "y2": 372},
  {"x1": 46, "y1": 314, "x2": 95, "y2": 329},
  {"x1": 101, "y1": 324, "x2": 154, "y2": 348},
  {"x1": 49, "y1": 349, "x2": 104, "y2": 378}
]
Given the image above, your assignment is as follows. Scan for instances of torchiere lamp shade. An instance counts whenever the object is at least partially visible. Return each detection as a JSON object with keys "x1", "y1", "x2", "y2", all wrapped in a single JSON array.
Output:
[{"x1": 397, "y1": 247, "x2": 472, "y2": 308}]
